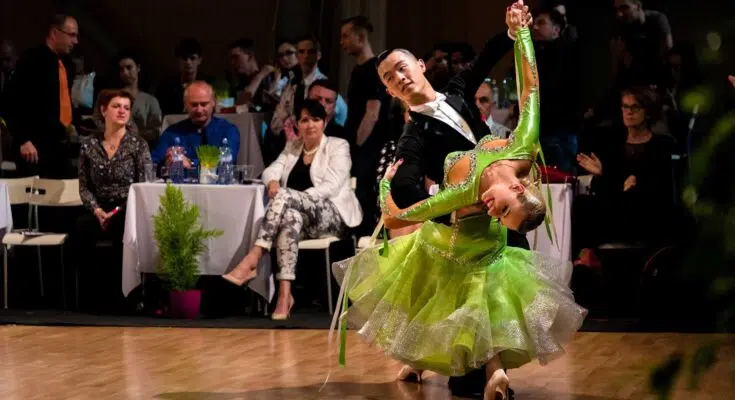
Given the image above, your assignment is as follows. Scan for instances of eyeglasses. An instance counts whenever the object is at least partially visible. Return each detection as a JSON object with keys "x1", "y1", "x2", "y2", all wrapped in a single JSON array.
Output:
[
  {"x1": 297, "y1": 48, "x2": 317, "y2": 55},
  {"x1": 54, "y1": 27, "x2": 79, "y2": 39},
  {"x1": 278, "y1": 50, "x2": 296, "y2": 57},
  {"x1": 477, "y1": 96, "x2": 491, "y2": 104},
  {"x1": 621, "y1": 104, "x2": 642, "y2": 112}
]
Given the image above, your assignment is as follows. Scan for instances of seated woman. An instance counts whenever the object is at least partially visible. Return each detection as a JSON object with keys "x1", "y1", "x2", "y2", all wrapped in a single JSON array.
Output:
[
  {"x1": 75, "y1": 89, "x2": 152, "y2": 309},
  {"x1": 223, "y1": 100, "x2": 362, "y2": 320},
  {"x1": 332, "y1": 26, "x2": 586, "y2": 399},
  {"x1": 576, "y1": 86, "x2": 675, "y2": 250}
]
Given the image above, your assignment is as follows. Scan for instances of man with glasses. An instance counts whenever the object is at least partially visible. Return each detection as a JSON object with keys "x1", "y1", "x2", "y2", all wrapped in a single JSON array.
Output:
[
  {"x1": 270, "y1": 37, "x2": 347, "y2": 135},
  {"x1": 5, "y1": 14, "x2": 79, "y2": 178},
  {"x1": 475, "y1": 80, "x2": 511, "y2": 139}
]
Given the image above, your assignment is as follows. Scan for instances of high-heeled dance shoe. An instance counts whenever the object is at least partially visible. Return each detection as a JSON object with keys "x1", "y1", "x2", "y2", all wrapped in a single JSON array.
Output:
[
  {"x1": 271, "y1": 295, "x2": 295, "y2": 320},
  {"x1": 396, "y1": 365, "x2": 424, "y2": 383},
  {"x1": 484, "y1": 369, "x2": 510, "y2": 400},
  {"x1": 222, "y1": 267, "x2": 257, "y2": 287}
]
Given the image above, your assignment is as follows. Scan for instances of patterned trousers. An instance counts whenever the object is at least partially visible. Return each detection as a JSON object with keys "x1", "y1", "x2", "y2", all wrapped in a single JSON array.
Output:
[{"x1": 255, "y1": 188, "x2": 346, "y2": 281}]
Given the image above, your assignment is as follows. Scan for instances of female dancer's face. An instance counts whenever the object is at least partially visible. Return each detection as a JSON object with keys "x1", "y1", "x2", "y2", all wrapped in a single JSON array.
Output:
[{"x1": 484, "y1": 181, "x2": 526, "y2": 231}]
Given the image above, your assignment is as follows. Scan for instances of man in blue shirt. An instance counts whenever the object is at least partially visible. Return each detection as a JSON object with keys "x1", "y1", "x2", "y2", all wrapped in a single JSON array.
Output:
[{"x1": 151, "y1": 81, "x2": 240, "y2": 169}]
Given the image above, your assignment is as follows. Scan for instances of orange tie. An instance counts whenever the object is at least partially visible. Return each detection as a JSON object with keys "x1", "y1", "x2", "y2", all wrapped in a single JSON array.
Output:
[{"x1": 58, "y1": 60, "x2": 72, "y2": 127}]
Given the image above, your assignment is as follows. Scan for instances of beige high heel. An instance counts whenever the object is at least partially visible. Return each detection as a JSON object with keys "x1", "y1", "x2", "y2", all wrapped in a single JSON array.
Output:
[
  {"x1": 396, "y1": 365, "x2": 423, "y2": 383},
  {"x1": 271, "y1": 295, "x2": 294, "y2": 320},
  {"x1": 484, "y1": 369, "x2": 510, "y2": 400},
  {"x1": 222, "y1": 267, "x2": 257, "y2": 287}
]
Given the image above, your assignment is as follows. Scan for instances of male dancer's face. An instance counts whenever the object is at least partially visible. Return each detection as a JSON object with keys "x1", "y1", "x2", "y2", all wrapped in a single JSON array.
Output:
[{"x1": 377, "y1": 50, "x2": 430, "y2": 105}]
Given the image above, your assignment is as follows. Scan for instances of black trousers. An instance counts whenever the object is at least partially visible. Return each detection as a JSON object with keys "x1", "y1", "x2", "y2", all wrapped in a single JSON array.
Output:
[{"x1": 70, "y1": 203, "x2": 127, "y2": 312}]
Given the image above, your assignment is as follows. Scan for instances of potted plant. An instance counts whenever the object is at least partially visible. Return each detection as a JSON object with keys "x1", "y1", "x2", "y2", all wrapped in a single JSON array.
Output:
[
  {"x1": 196, "y1": 145, "x2": 220, "y2": 184},
  {"x1": 153, "y1": 184, "x2": 223, "y2": 318}
]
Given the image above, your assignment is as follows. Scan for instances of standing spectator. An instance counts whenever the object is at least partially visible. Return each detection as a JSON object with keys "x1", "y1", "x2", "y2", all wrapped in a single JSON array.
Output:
[
  {"x1": 0, "y1": 39, "x2": 16, "y2": 118},
  {"x1": 340, "y1": 15, "x2": 391, "y2": 235},
  {"x1": 156, "y1": 38, "x2": 214, "y2": 115},
  {"x1": 533, "y1": 7, "x2": 582, "y2": 173},
  {"x1": 611, "y1": 0, "x2": 673, "y2": 87},
  {"x1": 5, "y1": 14, "x2": 79, "y2": 178}
]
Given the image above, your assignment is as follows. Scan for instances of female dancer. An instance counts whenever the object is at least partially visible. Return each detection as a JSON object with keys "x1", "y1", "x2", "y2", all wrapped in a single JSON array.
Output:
[{"x1": 332, "y1": 22, "x2": 587, "y2": 400}]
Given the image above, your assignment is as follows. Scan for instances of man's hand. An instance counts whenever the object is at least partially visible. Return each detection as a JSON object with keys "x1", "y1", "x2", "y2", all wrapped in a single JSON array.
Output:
[
  {"x1": 165, "y1": 146, "x2": 192, "y2": 168},
  {"x1": 20, "y1": 141, "x2": 39, "y2": 164}
]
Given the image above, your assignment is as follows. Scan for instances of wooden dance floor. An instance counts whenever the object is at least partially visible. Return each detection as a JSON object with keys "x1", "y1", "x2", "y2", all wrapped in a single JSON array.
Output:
[{"x1": 0, "y1": 326, "x2": 732, "y2": 399}]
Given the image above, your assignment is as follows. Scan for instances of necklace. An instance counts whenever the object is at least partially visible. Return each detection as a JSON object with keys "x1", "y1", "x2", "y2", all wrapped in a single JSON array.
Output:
[{"x1": 303, "y1": 146, "x2": 318, "y2": 156}]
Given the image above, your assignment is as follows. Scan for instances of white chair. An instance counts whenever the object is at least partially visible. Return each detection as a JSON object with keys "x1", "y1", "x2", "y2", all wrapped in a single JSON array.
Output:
[
  {"x1": 297, "y1": 177, "x2": 357, "y2": 314},
  {"x1": 2, "y1": 178, "x2": 82, "y2": 309}
]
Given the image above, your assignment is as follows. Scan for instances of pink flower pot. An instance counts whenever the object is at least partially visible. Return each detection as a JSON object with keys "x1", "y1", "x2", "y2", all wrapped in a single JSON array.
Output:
[{"x1": 169, "y1": 290, "x2": 201, "y2": 319}]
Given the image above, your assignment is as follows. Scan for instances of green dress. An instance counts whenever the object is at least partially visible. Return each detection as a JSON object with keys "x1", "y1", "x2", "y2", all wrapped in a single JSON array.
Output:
[{"x1": 332, "y1": 28, "x2": 587, "y2": 376}]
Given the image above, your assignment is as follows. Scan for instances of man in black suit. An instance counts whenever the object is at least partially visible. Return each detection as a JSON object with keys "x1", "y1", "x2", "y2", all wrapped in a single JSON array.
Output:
[
  {"x1": 376, "y1": 2, "x2": 532, "y2": 398},
  {"x1": 6, "y1": 14, "x2": 78, "y2": 179}
]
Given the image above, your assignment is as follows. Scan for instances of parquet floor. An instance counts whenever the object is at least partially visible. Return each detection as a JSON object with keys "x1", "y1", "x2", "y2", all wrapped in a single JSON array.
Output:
[{"x1": 0, "y1": 326, "x2": 732, "y2": 399}]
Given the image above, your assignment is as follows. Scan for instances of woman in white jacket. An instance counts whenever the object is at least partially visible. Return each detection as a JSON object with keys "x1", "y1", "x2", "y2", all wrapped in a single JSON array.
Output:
[{"x1": 224, "y1": 100, "x2": 362, "y2": 319}]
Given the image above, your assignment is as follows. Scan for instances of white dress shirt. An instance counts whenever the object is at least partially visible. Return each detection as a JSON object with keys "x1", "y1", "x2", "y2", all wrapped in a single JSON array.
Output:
[{"x1": 410, "y1": 92, "x2": 476, "y2": 144}]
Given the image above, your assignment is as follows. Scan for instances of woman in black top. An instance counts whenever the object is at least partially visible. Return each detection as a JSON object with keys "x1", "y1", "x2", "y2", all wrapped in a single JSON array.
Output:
[
  {"x1": 577, "y1": 86, "x2": 675, "y2": 245},
  {"x1": 74, "y1": 89, "x2": 151, "y2": 310}
]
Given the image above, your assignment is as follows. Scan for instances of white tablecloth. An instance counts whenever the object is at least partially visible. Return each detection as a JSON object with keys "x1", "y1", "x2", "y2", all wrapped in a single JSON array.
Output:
[
  {"x1": 0, "y1": 183, "x2": 13, "y2": 233},
  {"x1": 121, "y1": 183, "x2": 273, "y2": 301},
  {"x1": 526, "y1": 183, "x2": 573, "y2": 262},
  {"x1": 162, "y1": 113, "x2": 266, "y2": 177}
]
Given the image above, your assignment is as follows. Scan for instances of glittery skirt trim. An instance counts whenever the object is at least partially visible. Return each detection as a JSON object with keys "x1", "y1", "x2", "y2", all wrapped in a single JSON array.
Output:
[{"x1": 332, "y1": 222, "x2": 587, "y2": 376}]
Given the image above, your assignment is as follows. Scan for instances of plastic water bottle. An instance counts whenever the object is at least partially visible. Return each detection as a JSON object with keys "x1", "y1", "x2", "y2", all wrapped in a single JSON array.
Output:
[
  {"x1": 490, "y1": 79, "x2": 500, "y2": 107},
  {"x1": 218, "y1": 137, "x2": 234, "y2": 184},
  {"x1": 169, "y1": 137, "x2": 185, "y2": 184}
]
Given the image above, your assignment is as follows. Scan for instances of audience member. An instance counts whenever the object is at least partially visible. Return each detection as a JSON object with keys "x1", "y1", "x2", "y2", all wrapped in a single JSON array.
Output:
[
  {"x1": 151, "y1": 81, "x2": 239, "y2": 170},
  {"x1": 475, "y1": 80, "x2": 511, "y2": 138},
  {"x1": 340, "y1": 15, "x2": 391, "y2": 235},
  {"x1": 5, "y1": 14, "x2": 79, "y2": 178},
  {"x1": 157, "y1": 38, "x2": 215, "y2": 115},
  {"x1": 74, "y1": 89, "x2": 151, "y2": 310},
  {"x1": 533, "y1": 7, "x2": 582, "y2": 173},
  {"x1": 550, "y1": 1, "x2": 578, "y2": 42},
  {"x1": 449, "y1": 42, "x2": 475, "y2": 74},
  {"x1": 93, "y1": 52, "x2": 162, "y2": 149},
  {"x1": 307, "y1": 79, "x2": 347, "y2": 140},
  {"x1": 576, "y1": 86, "x2": 675, "y2": 247},
  {"x1": 270, "y1": 37, "x2": 347, "y2": 135},
  {"x1": 611, "y1": 0, "x2": 673, "y2": 88},
  {"x1": 0, "y1": 39, "x2": 17, "y2": 117},
  {"x1": 228, "y1": 38, "x2": 276, "y2": 111},
  {"x1": 223, "y1": 100, "x2": 362, "y2": 320},
  {"x1": 268, "y1": 41, "x2": 299, "y2": 101}
]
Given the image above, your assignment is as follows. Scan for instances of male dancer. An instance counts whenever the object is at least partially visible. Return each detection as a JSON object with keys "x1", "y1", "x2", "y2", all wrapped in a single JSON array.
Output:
[{"x1": 376, "y1": 2, "x2": 532, "y2": 398}]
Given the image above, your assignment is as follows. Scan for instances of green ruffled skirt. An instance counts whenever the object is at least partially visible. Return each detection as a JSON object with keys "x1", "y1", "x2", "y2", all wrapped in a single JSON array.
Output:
[{"x1": 332, "y1": 213, "x2": 587, "y2": 376}]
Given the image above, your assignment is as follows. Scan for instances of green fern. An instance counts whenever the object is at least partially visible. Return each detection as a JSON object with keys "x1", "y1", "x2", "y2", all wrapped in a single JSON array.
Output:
[{"x1": 153, "y1": 184, "x2": 223, "y2": 291}]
